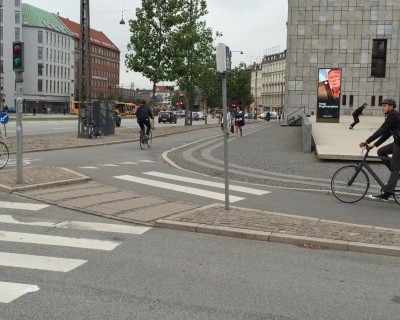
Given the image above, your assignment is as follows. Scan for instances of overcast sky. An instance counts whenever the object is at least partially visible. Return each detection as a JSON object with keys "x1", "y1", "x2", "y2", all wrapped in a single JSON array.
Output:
[{"x1": 26, "y1": 0, "x2": 288, "y2": 89}]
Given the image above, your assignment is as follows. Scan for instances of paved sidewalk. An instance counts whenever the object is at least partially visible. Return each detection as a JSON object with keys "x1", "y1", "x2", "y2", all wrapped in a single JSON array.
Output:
[{"x1": 0, "y1": 120, "x2": 399, "y2": 257}]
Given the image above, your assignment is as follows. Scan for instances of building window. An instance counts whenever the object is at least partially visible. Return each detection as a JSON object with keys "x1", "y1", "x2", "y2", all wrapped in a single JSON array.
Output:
[
  {"x1": 38, "y1": 79, "x2": 43, "y2": 92},
  {"x1": 378, "y1": 95, "x2": 383, "y2": 105},
  {"x1": 15, "y1": 10, "x2": 20, "y2": 24},
  {"x1": 15, "y1": 0, "x2": 21, "y2": 6},
  {"x1": 15, "y1": 27, "x2": 20, "y2": 40},
  {"x1": 371, "y1": 39, "x2": 387, "y2": 78},
  {"x1": 38, "y1": 63, "x2": 43, "y2": 76},
  {"x1": 342, "y1": 95, "x2": 347, "y2": 106},
  {"x1": 38, "y1": 47, "x2": 43, "y2": 60},
  {"x1": 349, "y1": 95, "x2": 354, "y2": 107},
  {"x1": 38, "y1": 30, "x2": 43, "y2": 44},
  {"x1": 371, "y1": 96, "x2": 376, "y2": 107}
]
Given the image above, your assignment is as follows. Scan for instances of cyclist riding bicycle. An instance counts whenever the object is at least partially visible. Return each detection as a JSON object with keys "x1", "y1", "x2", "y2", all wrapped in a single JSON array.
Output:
[
  {"x1": 136, "y1": 100, "x2": 153, "y2": 139},
  {"x1": 359, "y1": 98, "x2": 400, "y2": 201}
]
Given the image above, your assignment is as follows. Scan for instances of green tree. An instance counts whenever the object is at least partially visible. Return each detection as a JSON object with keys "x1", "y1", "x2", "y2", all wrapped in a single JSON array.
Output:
[
  {"x1": 169, "y1": 0, "x2": 217, "y2": 124},
  {"x1": 227, "y1": 63, "x2": 252, "y2": 111},
  {"x1": 125, "y1": 0, "x2": 182, "y2": 101}
]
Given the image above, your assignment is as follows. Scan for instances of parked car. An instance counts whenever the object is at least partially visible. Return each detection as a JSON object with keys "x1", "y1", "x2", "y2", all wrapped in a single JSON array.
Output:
[
  {"x1": 158, "y1": 111, "x2": 177, "y2": 123},
  {"x1": 175, "y1": 110, "x2": 185, "y2": 118},
  {"x1": 196, "y1": 111, "x2": 205, "y2": 120},
  {"x1": 114, "y1": 111, "x2": 121, "y2": 127}
]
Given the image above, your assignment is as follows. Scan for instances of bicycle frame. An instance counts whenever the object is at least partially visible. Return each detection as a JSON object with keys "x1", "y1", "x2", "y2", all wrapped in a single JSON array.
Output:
[{"x1": 352, "y1": 156, "x2": 386, "y2": 189}]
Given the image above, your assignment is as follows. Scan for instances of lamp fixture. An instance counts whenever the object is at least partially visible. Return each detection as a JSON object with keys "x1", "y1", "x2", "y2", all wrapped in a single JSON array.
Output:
[{"x1": 119, "y1": 11, "x2": 125, "y2": 25}]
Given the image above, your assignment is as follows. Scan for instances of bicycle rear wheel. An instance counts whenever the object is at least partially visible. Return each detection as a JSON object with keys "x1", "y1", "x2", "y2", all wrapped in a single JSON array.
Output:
[
  {"x1": 147, "y1": 131, "x2": 152, "y2": 148},
  {"x1": 0, "y1": 141, "x2": 9, "y2": 169},
  {"x1": 331, "y1": 165, "x2": 369, "y2": 203}
]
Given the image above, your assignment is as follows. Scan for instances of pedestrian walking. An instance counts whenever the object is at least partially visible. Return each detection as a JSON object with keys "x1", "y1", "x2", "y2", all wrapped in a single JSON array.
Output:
[
  {"x1": 349, "y1": 102, "x2": 367, "y2": 129},
  {"x1": 234, "y1": 107, "x2": 245, "y2": 136},
  {"x1": 33, "y1": 107, "x2": 36, "y2": 116}
]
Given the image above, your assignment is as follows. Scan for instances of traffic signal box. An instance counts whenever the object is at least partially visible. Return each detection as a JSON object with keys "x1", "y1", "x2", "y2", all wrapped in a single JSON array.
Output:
[{"x1": 12, "y1": 41, "x2": 24, "y2": 72}]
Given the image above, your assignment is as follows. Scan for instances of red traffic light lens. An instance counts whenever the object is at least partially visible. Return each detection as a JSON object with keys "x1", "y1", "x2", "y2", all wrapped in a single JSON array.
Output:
[{"x1": 13, "y1": 44, "x2": 22, "y2": 55}]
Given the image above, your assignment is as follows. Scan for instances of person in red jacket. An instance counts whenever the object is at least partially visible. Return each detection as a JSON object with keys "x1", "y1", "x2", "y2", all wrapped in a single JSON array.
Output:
[{"x1": 359, "y1": 98, "x2": 400, "y2": 201}]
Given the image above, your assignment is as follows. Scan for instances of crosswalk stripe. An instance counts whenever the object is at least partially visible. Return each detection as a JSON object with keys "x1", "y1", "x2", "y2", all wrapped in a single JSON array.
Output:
[
  {"x1": 0, "y1": 215, "x2": 151, "y2": 235},
  {"x1": 56, "y1": 221, "x2": 151, "y2": 234},
  {"x1": 78, "y1": 166, "x2": 98, "y2": 169},
  {"x1": 0, "y1": 252, "x2": 87, "y2": 272},
  {"x1": 0, "y1": 201, "x2": 49, "y2": 211},
  {"x1": 0, "y1": 231, "x2": 120, "y2": 251},
  {"x1": 119, "y1": 162, "x2": 138, "y2": 164},
  {"x1": 100, "y1": 164, "x2": 118, "y2": 167},
  {"x1": 114, "y1": 175, "x2": 245, "y2": 202},
  {"x1": 0, "y1": 281, "x2": 38, "y2": 303},
  {"x1": 143, "y1": 171, "x2": 270, "y2": 195}
]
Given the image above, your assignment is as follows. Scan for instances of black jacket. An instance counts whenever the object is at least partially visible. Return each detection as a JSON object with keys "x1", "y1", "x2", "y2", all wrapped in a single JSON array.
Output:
[
  {"x1": 136, "y1": 105, "x2": 153, "y2": 122},
  {"x1": 366, "y1": 110, "x2": 400, "y2": 146},
  {"x1": 352, "y1": 106, "x2": 364, "y2": 117}
]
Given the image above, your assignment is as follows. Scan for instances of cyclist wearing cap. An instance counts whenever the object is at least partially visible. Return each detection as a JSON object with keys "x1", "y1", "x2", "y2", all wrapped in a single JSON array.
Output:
[{"x1": 359, "y1": 98, "x2": 400, "y2": 201}]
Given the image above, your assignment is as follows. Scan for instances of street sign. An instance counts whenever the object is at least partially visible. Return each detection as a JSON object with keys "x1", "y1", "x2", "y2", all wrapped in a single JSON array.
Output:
[{"x1": 0, "y1": 112, "x2": 9, "y2": 124}]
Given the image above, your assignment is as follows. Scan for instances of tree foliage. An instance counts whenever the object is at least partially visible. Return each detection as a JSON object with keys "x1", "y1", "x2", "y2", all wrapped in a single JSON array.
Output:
[{"x1": 125, "y1": 0, "x2": 183, "y2": 98}]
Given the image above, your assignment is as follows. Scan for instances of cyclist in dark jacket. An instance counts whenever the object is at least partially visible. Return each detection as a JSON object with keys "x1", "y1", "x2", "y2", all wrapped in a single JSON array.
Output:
[
  {"x1": 349, "y1": 102, "x2": 367, "y2": 129},
  {"x1": 136, "y1": 100, "x2": 153, "y2": 137},
  {"x1": 360, "y1": 98, "x2": 400, "y2": 201}
]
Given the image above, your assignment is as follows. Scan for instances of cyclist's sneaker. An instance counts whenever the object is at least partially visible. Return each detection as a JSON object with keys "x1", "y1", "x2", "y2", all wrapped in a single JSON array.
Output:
[{"x1": 369, "y1": 192, "x2": 392, "y2": 201}]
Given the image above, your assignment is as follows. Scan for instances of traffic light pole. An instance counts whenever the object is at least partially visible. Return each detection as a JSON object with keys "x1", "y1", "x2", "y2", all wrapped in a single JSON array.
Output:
[{"x1": 15, "y1": 72, "x2": 23, "y2": 184}]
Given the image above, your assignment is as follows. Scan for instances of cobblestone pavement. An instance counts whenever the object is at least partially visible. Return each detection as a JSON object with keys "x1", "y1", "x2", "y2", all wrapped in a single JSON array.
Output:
[
  {"x1": 167, "y1": 121, "x2": 389, "y2": 191},
  {"x1": 1, "y1": 121, "x2": 399, "y2": 257}
]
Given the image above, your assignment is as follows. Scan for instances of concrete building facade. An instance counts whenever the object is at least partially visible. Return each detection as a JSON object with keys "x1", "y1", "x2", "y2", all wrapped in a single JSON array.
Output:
[
  {"x1": 21, "y1": 4, "x2": 74, "y2": 113},
  {"x1": 261, "y1": 50, "x2": 286, "y2": 115},
  {"x1": 285, "y1": 0, "x2": 400, "y2": 121}
]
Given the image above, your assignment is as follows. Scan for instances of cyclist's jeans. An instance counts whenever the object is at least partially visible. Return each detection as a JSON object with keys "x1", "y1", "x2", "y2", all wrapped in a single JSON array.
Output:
[
  {"x1": 138, "y1": 119, "x2": 151, "y2": 136},
  {"x1": 377, "y1": 142, "x2": 400, "y2": 194}
]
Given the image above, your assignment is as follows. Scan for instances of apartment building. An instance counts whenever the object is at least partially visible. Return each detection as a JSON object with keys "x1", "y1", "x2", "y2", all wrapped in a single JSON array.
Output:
[
  {"x1": 20, "y1": 4, "x2": 74, "y2": 113},
  {"x1": 261, "y1": 50, "x2": 286, "y2": 114},
  {"x1": 58, "y1": 16, "x2": 120, "y2": 102}
]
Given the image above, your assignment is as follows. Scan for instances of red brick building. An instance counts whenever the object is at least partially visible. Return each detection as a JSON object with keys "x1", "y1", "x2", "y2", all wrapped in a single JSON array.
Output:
[{"x1": 58, "y1": 17, "x2": 120, "y2": 100}]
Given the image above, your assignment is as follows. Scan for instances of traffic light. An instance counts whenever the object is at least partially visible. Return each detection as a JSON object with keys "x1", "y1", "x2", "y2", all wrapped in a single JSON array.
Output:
[{"x1": 12, "y1": 41, "x2": 24, "y2": 72}]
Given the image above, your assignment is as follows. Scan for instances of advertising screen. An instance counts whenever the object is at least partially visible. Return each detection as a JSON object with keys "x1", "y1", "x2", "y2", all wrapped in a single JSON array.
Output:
[{"x1": 317, "y1": 68, "x2": 341, "y2": 123}]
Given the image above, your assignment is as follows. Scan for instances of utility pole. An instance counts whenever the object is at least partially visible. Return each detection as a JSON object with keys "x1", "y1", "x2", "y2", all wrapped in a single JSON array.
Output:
[{"x1": 78, "y1": 0, "x2": 92, "y2": 138}]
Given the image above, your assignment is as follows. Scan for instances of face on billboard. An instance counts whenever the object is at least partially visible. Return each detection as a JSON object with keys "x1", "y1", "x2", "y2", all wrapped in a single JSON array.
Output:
[{"x1": 327, "y1": 69, "x2": 341, "y2": 92}]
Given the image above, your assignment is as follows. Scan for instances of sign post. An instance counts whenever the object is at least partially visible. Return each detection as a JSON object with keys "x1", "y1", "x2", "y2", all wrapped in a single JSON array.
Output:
[
  {"x1": 216, "y1": 43, "x2": 232, "y2": 210},
  {"x1": 0, "y1": 112, "x2": 9, "y2": 137}
]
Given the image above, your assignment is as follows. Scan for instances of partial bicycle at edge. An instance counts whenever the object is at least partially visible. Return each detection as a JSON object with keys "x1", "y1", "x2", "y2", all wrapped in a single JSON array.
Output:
[{"x1": 331, "y1": 145, "x2": 400, "y2": 204}]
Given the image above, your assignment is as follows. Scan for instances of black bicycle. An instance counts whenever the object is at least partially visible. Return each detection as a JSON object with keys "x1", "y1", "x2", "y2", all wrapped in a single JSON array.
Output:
[
  {"x1": 139, "y1": 128, "x2": 152, "y2": 149},
  {"x1": 331, "y1": 146, "x2": 400, "y2": 204}
]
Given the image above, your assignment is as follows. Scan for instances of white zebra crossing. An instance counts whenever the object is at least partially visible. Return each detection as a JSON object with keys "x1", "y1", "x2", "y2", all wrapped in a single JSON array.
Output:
[
  {"x1": 0, "y1": 216, "x2": 151, "y2": 303},
  {"x1": 114, "y1": 171, "x2": 270, "y2": 203},
  {"x1": 0, "y1": 201, "x2": 49, "y2": 211}
]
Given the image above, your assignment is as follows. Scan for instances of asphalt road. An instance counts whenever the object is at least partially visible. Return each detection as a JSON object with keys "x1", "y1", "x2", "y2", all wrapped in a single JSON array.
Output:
[
  {"x1": 1, "y1": 194, "x2": 399, "y2": 319},
  {"x1": 2, "y1": 121, "x2": 400, "y2": 319}
]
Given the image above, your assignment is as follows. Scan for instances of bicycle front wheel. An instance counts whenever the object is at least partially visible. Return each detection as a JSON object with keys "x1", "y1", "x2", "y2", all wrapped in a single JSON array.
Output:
[
  {"x1": 331, "y1": 165, "x2": 369, "y2": 203},
  {"x1": 147, "y1": 131, "x2": 152, "y2": 148},
  {"x1": 0, "y1": 141, "x2": 9, "y2": 169}
]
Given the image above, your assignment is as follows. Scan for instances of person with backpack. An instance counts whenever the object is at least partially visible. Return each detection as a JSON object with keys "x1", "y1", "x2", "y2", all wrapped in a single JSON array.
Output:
[
  {"x1": 349, "y1": 102, "x2": 367, "y2": 129},
  {"x1": 136, "y1": 100, "x2": 153, "y2": 139},
  {"x1": 359, "y1": 98, "x2": 400, "y2": 201}
]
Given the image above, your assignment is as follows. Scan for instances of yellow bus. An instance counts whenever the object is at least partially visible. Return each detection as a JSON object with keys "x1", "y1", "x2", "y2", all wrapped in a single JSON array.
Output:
[
  {"x1": 125, "y1": 102, "x2": 136, "y2": 115},
  {"x1": 114, "y1": 102, "x2": 128, "y2": 116},
  {"x1": 71, "y1": 100, "x2": 80, "y2": 115}
]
